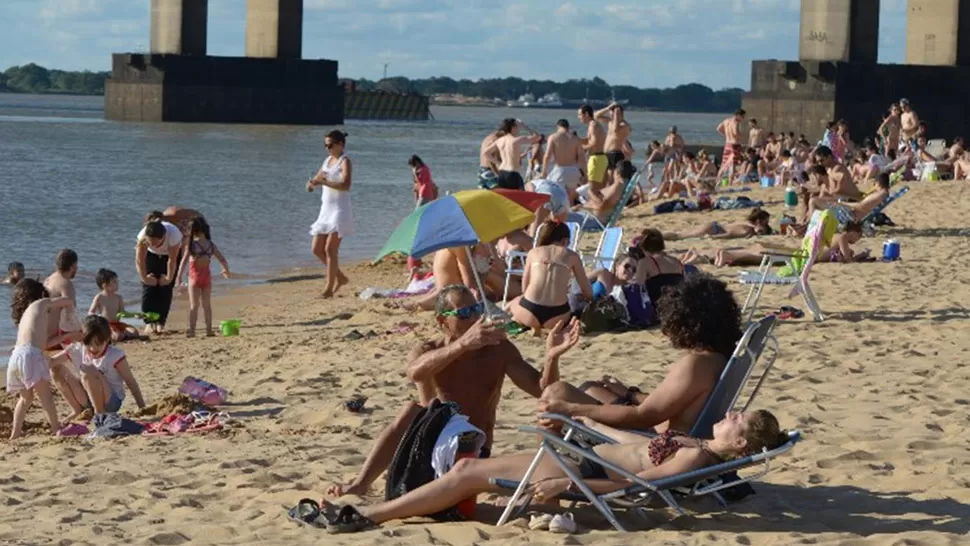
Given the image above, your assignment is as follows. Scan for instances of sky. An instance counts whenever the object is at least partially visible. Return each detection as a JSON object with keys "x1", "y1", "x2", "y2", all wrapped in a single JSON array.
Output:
[{"x1": 0, "y1": 0, "x2": 911, "y2": 90}]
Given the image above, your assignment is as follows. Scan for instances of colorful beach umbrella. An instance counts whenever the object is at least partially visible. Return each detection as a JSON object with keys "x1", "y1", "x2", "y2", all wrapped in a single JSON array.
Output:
[{"x1": 375, "y1": 189, "x2": 548, "y2": 262}]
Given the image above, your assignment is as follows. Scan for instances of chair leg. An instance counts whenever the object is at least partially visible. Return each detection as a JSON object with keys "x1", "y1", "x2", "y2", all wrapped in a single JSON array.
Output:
[
  {"x1": 800, "y1": 280, "x2": 824, "y2": 322},
  {"x1": 657, "y1": 489, "x2": 687, "y2": 517},
  {"x1": 711, "y1": 491, "x2": 728, "y2": 508},
  {"x1": 496, "y1": 445, "x2": 548, "y2": 527},
  {"x1": 545, "y1": 448, "x2": 627, "y2": 532},
  {"x1": 501, "y1": 273, "x2": 511, "y2": 308}
]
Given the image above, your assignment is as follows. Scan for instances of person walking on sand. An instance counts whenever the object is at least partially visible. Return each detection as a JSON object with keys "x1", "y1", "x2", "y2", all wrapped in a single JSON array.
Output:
[{"x1": 307, "y1": 130, "x2": 353, "y2": 298}]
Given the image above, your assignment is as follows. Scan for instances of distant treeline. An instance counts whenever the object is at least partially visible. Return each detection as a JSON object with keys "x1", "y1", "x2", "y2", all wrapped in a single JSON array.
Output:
[
  {"x1": 0, "y1": 63, "x2": 109, "y2": 95},
  {"x1": 356, "y1": 76, "x2": 744, "y2": 113},
  {"x1": 0, "y1": 63, "x2": 744, "y2": 112}
]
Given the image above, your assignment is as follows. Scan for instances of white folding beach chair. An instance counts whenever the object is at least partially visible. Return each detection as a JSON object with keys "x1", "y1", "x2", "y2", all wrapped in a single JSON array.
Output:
[
  {"x1": 583, "y1": 226, "x2": 624, "y2": 272},
  {"x1": 578, "y1": 171, "x2": 640, "y2": 233},
  {"x1": 738, "y1": 210, "x2": 836, "y2": 323},
  {"x1": 501, "y1": 221, "x2": 580, "y2": 306}
]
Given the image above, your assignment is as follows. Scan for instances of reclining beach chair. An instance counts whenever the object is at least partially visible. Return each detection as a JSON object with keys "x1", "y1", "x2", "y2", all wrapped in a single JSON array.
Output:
[
  {"x1": 579, "y1": 171, "x2": 640, "y2": 233},
  {"x1": 860, "y1": 186, "x2": 910, "y2": 237},
  {"x1": 493, "y1": 316, "x2": 782, "y2": 531},
  {"x1": 738, "y1": 210, "x2": 836, "y2": 323},
  {"x1": 492, "y1": 427, "x2": 800, "y2": 531},
  {"x1": 583, "y1": 226, "x2": 624, "y2": 272},
  {"x1": 501, "y1": 222, "x2": 580, "y2": 306}
]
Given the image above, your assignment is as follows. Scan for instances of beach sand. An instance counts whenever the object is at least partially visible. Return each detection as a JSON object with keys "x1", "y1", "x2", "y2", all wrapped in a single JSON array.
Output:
[{"x1": 2, "y1": 181, "x2": 970, "y2": 545}]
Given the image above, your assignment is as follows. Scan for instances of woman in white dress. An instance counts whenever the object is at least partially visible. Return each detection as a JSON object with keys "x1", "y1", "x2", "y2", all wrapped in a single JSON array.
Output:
[{"x1": 307, "y1": 130, "x2": 353, "y2": 298}]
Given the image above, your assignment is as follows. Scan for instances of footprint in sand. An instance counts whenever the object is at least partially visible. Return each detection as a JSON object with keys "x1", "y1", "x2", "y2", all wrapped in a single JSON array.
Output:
[
  {"x1": 816, "y1": 450, "x2": 878, "y2": 469},
  {"x1": 148, "y1": 532, "x2": 191, "y2": 545}
]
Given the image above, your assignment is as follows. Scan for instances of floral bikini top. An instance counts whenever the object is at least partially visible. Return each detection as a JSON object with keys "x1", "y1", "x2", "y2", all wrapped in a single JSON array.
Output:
[{"x1": 647, "y1": 430, "x2": 726, "y2": 466}]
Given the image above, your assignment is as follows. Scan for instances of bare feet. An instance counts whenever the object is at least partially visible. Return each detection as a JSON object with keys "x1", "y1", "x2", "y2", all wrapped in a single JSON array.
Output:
[
  {"x1": 334, "y1": 272, "x2": 350, "y2": 294},
  {"x1": 186, "y1": 330, "x2": 196, "y2": 338},
  {"x1": 327, "y1": 481, "x2": 367, "y2": 497},
  {"x1": 322, "y1": 289, "x2": 334, "y2": 299},
  {"x1": 205, "y1": 329, "x2": 216, "y2": 337}
]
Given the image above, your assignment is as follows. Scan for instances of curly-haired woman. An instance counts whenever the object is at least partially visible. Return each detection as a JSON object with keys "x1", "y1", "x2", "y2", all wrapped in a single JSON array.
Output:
[{"x1": 539, "y1": 273, "x2": 743, "y2": 433}]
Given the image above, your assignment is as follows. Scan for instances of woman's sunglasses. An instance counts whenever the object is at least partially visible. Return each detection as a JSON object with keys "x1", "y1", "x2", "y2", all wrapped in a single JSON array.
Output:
[
  {"x1": 622, "y1": 263, "x2": 637, "y2": 274},
  {"x1": 438, "y1": 302, "x2": 484, "y2": 320}
]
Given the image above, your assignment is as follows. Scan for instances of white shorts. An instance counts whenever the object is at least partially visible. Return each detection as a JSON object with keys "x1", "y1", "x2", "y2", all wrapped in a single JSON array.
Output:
[
  {"x1": 548, "y1": 165, "x2": 583, "y2": 191},
  {"x1": 6, "y1": 345, "x2": 51, "y2": 394}
]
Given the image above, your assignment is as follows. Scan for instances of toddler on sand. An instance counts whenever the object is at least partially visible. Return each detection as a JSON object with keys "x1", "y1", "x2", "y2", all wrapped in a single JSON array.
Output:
[
  {"x1": 6, "y1": 279, "x2": 75, "y2": 439},
  {"x1": 88, "y1": 268, "x2": 142, "y2": 342}
]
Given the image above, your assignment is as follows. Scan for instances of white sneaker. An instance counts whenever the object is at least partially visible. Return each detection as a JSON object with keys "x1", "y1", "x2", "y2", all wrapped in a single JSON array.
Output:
[
  {"x1": 549, "y1": 512, "x2": 576, "y2": 534},
  {"x1": 527, "y1": 513, "x2": 553, "y2": 531}
]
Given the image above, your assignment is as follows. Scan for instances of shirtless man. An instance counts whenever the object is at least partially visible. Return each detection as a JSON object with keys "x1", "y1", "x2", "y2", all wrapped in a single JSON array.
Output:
[
  {"x1": 539, "y1": 274, "x2": 742, "y2": 434},
  {"x1": 328, "y1": 284, "x2": 580, "y2": 496},
  {"x1": 569, "y1": 160, "x2": 636, "y2": 228},
  {"x1": 748, "y1": 119, "x2": 764, "y2": 149},
  {"x1": 814, "y1": 146, "x2": 862, "y2": 200},
  {"x1": 483, "y1": 118, "x2": 540, "y2": 190},
  {"x1": 42, "y1": 249, "x2": 88, "y2": 416},
  {"x1": 877, "y1": 104, "x2": 901, "y2": 154},
  {"x1": 7, "y1": 279, "x2": 77, "y2": 438},
  {"x1": 663, "y1": 126, "x2": 685, "y2": 183},
  {"x1": 595, "y1": 103, "x2": 632, "y2": 175},
  {"x1": 578, "y1": 105, "x2": 608, "y2": 197},
  {"x1": 542, "y1": 119, "x2": 586, "y2": 201},
  {"x1": 809, "y1": 172, "x2": 890, "y2": 224},
  {"x1": 899, "y1": 99, "x2": 920, "y2": 149},
  {"x1": 716, "y1": 109, "x2": 745, "y2": 179},
  {"x1": 478, "y1": 124, "x2": 505, "y2": 188}
]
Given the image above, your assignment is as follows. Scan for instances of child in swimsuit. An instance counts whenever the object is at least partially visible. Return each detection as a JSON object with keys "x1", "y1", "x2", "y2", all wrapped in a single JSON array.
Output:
[
  {"x1": 176, "y1": 217, "x2": 231, "y2": 337},
  {"x1": 88, "y1": 269, "x2": 142, "y2": 342}
]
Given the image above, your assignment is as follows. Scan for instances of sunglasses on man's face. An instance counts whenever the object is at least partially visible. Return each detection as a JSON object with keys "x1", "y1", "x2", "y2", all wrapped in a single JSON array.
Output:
[{"x1": 438, "y1": 302, "x2": 484, "y2": 320}]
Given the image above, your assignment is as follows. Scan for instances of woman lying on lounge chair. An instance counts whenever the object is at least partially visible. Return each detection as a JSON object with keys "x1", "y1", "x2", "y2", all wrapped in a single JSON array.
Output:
[
  {"x1": 663, "y1": 208, "x2": 771, "y2": 241},
  {"x1": 316, "y1": 410, "x2": 787, "y2": 533},
  {"x1": 681, "y1": 222, "x2": 869, "y2": 267}
]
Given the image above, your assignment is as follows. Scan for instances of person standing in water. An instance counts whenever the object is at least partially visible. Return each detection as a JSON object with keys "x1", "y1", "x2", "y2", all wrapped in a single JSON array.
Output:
[{"x1": 307, "y1": 130, "x2": 353, "y2": 298}]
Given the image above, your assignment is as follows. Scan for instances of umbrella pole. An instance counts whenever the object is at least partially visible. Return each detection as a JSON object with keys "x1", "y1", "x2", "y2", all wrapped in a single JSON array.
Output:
[{"x1": 464, "y1": 246, "x2": 492, "y2": 318}]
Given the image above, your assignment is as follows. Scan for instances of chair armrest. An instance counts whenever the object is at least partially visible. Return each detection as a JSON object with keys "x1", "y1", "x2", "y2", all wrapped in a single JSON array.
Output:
[{"x1": 758, "y1": 243, "x2": 799, "y2": 256}]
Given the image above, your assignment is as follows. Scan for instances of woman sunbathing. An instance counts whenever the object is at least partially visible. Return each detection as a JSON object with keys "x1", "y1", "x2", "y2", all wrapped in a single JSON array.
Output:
[
  {"x1": 316, "y1": 410, "x2": 787, "y2": 533},
  {"x1": 681, "y1": 222, "x2": 869, "y2": 267},
  {"x1": 508, "y1": 221, "x2": 593, "y2": 334},
  {"x1": 663, "y1": 208, "x2": 771, "y2": 241}
]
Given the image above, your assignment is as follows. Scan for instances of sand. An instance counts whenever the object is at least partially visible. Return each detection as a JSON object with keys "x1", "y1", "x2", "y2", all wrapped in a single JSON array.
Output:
[{"x1": 2, "y1": 180, "x2": 970, "y2": 545}]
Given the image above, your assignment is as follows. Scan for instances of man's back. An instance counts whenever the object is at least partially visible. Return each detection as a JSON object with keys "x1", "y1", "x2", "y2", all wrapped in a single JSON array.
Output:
[
  {"x1": 549, "y1": 131, "x2": 582, "y2": 166},
  {"x1": 660, "y1": 351, "x2": 727, "y2": 434},
  {"x1": 43, "y1": 273, "x2": 73, "y2": 334},
  {"x1": 480, "y1": 133, "x2": 500, "y2": 168}
]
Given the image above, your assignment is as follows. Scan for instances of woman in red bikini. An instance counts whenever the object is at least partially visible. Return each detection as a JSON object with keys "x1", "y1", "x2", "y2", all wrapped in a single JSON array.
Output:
[
  {"x1": 314, "y1": 409, "x2": 787, "y2": 533},
  {"x1": 176, "y1": 217, "x2": 231, "y2": 337}
]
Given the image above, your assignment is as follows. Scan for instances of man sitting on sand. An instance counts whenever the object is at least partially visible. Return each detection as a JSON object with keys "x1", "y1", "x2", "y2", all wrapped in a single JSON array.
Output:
[
  {"x1": 328, "y1": 284, "x2": 581, "y2": 497},
  {"x1": 538, "y1": 274, "x2": 742, "y2": 434},
  {"x1": 42, "y1": 249, "x2": 89, "y2": 417}
]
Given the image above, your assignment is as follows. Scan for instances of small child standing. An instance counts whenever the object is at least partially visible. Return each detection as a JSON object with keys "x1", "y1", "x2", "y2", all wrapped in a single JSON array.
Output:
[
  {"x1": 66, "y1": 315, "x2": 146, "y2": 415},
  {"x1": 176, "y1": 217, "x2": 231, "y2": 337},
  {"x1": 3, "y1": 262, "x2": 25, "y2": 285},
  {"x1": 408, "y1": 155, "x2": 438, "y2": 209},
  {"x1": 88, "y1": 268, "x2": 141, "y2": 342},
  {"x1": 6, "y1": 279, "x2": 75, "y2": 439}
]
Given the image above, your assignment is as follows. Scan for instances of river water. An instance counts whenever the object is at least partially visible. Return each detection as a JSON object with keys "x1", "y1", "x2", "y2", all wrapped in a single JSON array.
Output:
[{"x1": 0, "y1": 93, "x2": 723, "y2": 345}]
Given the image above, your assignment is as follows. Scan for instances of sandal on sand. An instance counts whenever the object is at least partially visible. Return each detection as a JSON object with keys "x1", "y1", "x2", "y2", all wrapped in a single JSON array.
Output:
[
  {"x1": 527, "y1": 513, "x2": 553, "y2": 531},
  {"x1": 768, "y1": 306, "x2": 804, "y2": 320},
  {"x1": 343, "y1": 395, "x2": 367, "y2": 413},
  {"x1": 323, "y1": 504, "x2": 376, "y2": 534},
  {"x1": 287, "y1": 498, "x2": 325, "y2": 527}
]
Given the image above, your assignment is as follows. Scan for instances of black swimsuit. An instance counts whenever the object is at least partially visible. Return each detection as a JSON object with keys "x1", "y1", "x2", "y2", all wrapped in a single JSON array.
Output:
[{"x1": 519, "y1": 297, "x2": 571, "y2": 325}]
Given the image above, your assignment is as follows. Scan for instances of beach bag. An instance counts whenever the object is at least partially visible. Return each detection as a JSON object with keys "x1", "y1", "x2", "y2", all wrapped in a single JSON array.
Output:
[
  {"x1": 385, "y1": 399, "x2": 464, "y2": 521},
  {"x1": 579, "y1": 296, "x2": 626, "y2": 333},
  {"x1": 621, "y1": 285, "x2": 657, "y2": 329}
]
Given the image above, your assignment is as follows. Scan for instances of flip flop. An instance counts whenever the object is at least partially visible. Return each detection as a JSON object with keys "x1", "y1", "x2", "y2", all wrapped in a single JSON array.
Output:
[
  {"x1": 343, "y1": 395, "x2": 367, "y2": 413},
  {"x1": 769, "y1": 306, "x2": 804, "y2": 320},
  {"x1": 287, "y1": 498, "x2": 325, "y2": 528},
  {"x1": 324, "y1": 504, "x2": 376, "y2": 534}
]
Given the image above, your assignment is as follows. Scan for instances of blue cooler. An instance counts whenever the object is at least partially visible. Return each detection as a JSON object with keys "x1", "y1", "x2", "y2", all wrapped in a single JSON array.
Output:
[
  {"x1": 882, "y1": 239, "x2": 901, "y2": 261},
  {"x1": 760, "y1": 176, "x2": 775, "y2": 188}
]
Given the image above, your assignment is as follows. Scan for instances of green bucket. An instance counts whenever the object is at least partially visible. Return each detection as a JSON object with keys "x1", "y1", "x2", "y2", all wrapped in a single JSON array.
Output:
[{"x1": 220, "y1": 319, "x2": 241, "y2": 337}]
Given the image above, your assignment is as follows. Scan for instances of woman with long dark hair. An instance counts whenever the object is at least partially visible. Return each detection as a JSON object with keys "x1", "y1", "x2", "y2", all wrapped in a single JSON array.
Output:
[{"x1": 307, "y1": 130, "x2": 353, "y2": 298}]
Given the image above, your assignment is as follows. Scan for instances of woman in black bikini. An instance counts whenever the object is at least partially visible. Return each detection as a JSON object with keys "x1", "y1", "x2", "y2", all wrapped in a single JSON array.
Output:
[
  {"x1": 314, "y1": 409, "x2": 787, "y2": 533},
  {"x1": 508, "y1": 221, "x2": 593, "y2": 335}
]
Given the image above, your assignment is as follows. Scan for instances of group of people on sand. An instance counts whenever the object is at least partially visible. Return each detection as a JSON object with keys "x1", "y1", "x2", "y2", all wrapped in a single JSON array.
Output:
[
  {"x1": 4, "y1": 206, "x2": 233, "y2": 438},
  {"x1": 315, "y1": 275, "x2": 788, "y2": 533}
]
